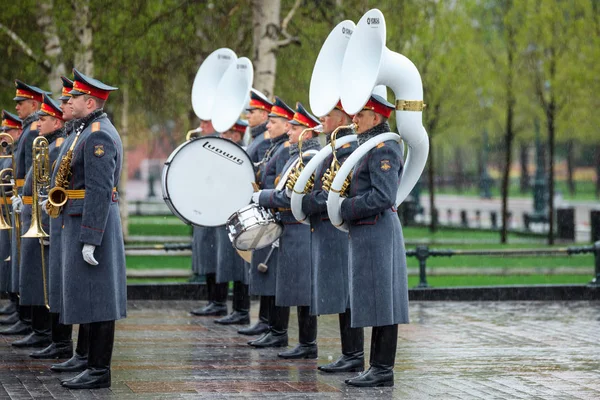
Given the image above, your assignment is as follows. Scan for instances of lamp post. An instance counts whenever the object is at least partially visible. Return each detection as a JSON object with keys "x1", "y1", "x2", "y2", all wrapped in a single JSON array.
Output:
[
  {"x1": 532, "y1": 118, "x2": 548, "y2": 219},
  {"x1": 479, "y1": 129, "x2": 493, "y2": 199}
]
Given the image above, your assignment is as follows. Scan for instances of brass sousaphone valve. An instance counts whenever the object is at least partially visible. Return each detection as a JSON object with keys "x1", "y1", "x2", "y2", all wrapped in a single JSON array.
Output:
[
  {"x1": 321, "y1": 123, "x2": 355, "y2": 196},
  {"x1": 285, "y1": 126, "x2": 321, "y2": 193}
]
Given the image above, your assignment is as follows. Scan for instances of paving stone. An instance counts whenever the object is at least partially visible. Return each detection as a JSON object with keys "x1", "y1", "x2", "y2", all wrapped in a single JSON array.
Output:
[{"x1": 1, "y1": 300, "x2": 600, "y2": 399}]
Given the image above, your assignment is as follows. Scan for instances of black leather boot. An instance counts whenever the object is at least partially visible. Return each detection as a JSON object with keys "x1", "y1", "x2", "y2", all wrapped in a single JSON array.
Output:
[
  {"x1": 0, "y1": 311, "x2": 19, "y2": 325},
  {"x1": 238, "y1": 295, "x2": 270, "y2": 335},
  {"x1": 190, "y1": 273, "x2": 214, "y2": 315},
  {"x1": 51, "y1": 323, "x2": 89, "y2": 373},
  {"x1": 12, "y1": 306, "x2": 51, "y2": 348},
  {"x1": 0, "y1": 295, "x2": 17, "y2": 315},
  {"x1": 30, "y1": 313, "x2": 73, "y2": 359},
  {"x1": 215, "y1": 282, "x2": 249, "y2": 325},
  {"x1": 319, "y1": 308, "x2": 364, "y2": 373},
  {"x1": 249, "y1": 305, "x2": 289, "y2": 348},
  {"x1": 278, "y1": 306, "x2": 317, "y2": 359},
  {"x1": 191, "y1": 274, "x2": 228, "y2": 316},
  {"x1": 62, "y1": 320, "x2": 114, "y2": 389},
  {"x1": 1, "y1": 304, "x2": 32, "y2": 335},
  {"x1": 345, "y1": 324, "x2": 398, "y2": 387}
]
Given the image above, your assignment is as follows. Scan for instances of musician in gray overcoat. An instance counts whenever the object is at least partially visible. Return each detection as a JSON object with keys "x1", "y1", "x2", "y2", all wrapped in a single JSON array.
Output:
[
  {"x1": 3, "y1": 80, "x2": 45, "y2": 336},
  {"x1": 213, "y1": 120, "x2": 250, "y2": 325},
  {"x1": 34, "y1": 77, "x2": 89, "y2": 365},
  {"x1": 0, "y1": 111, "x2": 22, "y2": 321},
  {"x1": 301, "y1": 103, "x2": 364, "y2": 373},
  {"x1": 251, "y1": 103, "x2": 321, "y2": 359},
  {"x1": 56, "y1": 68, "x2": 125, "y2": 390},
  {"x1": 12, "y1": 95, "x2": 65, "y2": 351},
  {"x1": 245, "y1": 97, "x2": 293, "y2": 347},
  {"x1": 245, "y1": 89, "x2": 272, "y2": 163},
  {"x1": 189, "y1": 120, "x2": 228, "y2": 317},
  {"x1": 341, "y1": 94, "x2": 409, "y2": 388}
]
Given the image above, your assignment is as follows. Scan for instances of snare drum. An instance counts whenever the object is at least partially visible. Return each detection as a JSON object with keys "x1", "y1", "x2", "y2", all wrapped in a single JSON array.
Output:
[
  {"x1": 226, "y1": 204, "x2": 283, "y2": 250},
  {"x1": 162, "y1": 136, "x2": 255, "y2": 226}
]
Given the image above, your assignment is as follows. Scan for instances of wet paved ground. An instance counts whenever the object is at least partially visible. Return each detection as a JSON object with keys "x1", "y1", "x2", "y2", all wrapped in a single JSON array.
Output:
[{"x1": 1, "y1": 300, "x2": 600, "y2": 399}]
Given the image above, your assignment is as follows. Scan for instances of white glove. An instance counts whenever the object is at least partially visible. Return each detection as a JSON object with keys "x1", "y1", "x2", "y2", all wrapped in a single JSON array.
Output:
[
  {"x1": 272, "y1": 239, "x2": 279, "y2": 248},
  {"x1": 39, "y1": 238, "x2": 50, "y2": 246},
  {"x1": 251, "y1": 191, "x2": 262, "y2": 204},
  {"x1": 11, "y1": 195, "x2": 22, "y2": 214},
  {"x1": 82, "y1": 244, "x2": 99, "y2": 266},
  {"x1": 40, "y1": 199, "x2": 49, "y2": 215},
  {"x1": 285, "y1": 187, "x2": 292, "y2": 198}
]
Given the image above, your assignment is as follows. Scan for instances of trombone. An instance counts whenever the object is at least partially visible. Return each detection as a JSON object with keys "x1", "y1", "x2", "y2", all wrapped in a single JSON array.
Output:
[{"x1": 22, "y1": 136, "x2": 50, "y2": 309}]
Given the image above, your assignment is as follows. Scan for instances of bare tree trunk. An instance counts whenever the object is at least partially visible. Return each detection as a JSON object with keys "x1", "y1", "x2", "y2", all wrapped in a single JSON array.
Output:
[
  {"x1": 566, "y1": 139, "x2": 575, "y2": 196},
  {"x1": 251, "y1": 0, "x2": 301, "y2": 97},
  {"x1": 519, "y1": 142, "x2": 529, "y2": 193},
  {"x1": 37, "y1": 0, "x2": 66, "y2": 94},
  {"x1": 120, "y1": 85, "x2": 129, "y2": 240},
  {"x1": 73, "y1": 0, "x2": 93, "y2": 75}
]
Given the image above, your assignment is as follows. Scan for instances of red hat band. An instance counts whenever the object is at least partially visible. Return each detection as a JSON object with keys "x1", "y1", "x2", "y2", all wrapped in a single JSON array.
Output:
[
  {"x1": 61, "y1": 86, "x2": 72, "y2": 98},
  {"x1": 16, "y1": 88, "x2": 42, "y2": 103},
  {"x1": 249, "y1": 99, "x2": 271, "y2": 112},
  {"x1": 73, "y1": 80, "x2": 110, "y2": 100},
  {"x1": 270, "y1": 106, "x2": 293, "y2": 120},
  {"x1": 362, "y1": 98, "x2": 393, "y2": 119},
  {"x1": 40, "y1": 103, "x2": 64, "y2": 120},
  {"x1": 292, "y1": 112, "x2": 317, "y2": 128},
  {"x1": 1, "y1": 120, "x2": 21, "y2": 129}
]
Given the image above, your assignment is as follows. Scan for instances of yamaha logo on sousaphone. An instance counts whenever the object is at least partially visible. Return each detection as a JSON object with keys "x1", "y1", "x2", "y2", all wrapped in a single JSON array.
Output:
[{"x1": 202, "y1": 141, "x2": 245, "y2": 165}]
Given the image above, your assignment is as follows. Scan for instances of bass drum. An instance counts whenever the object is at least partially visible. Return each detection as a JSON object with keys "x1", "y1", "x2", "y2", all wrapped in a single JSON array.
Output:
[{"x1": 162, "y1": 136, "x2": 255, "y2": 227}]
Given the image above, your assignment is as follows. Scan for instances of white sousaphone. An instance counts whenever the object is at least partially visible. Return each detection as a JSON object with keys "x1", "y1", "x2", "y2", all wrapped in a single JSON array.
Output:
[
  {"x1": 326, "y1": 8, "x2": 429, "y2": 232},
  {"x1": 162, "y1": 49, "x2": 256, "y2": 227}
]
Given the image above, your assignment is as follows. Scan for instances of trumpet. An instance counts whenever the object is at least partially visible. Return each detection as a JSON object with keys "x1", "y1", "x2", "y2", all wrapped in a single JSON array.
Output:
[
  {"x1": 22, "y1": 136, "x2": 50, "y2": 309},
  {"x1": 285, "y1": 126, "x2": 321, "y2": 192},
  {"x1": 321, "y1": 123, "x2": 355, "y2": 196}
]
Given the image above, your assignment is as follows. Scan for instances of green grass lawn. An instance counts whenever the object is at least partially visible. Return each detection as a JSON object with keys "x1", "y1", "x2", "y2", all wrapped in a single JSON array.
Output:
[{"x1": 408, "y1": 274, "x2": 593, "y2": 287}]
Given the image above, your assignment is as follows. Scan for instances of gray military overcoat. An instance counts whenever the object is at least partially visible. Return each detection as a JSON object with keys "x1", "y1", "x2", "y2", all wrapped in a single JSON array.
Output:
[
  {"x1": 248, "y1": 134, "x2": 288, "y2": 296},
  {"x1": 258, "y1": 139, "x2": 320, "y2": 307},
  {"x1": 19, "y1": 130, "x2": 63, "y2": 306},
  {"x1": 215, "y1": 226, "x2": 247, "y2": 284},
  {"x1": 302, "y1": 131, "x2": 357, "y2": 315},
  {"x1": 340, "y1": 136, "x2": 409, "y2": 328},
  {"x1": 59, "y1": 112, "x2": 126, "y2": 325},
  {"x1": 11, "y1": 117, "x2": 37, "y2": 293}
]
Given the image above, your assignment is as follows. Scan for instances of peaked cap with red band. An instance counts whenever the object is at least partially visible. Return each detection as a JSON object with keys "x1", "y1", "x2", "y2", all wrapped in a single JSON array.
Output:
[
  {"x1": 232, "y1": 119, "x2": 248, "y2": 134},
  {"x1": 1, "y1": 110, "x2": 22, "y2": 131},
  {"x1": 38, "y1": 94, "x2": 64, "y2": 121},
  {"x1": 361, "y1": 94, "x2": 394, "y2": 119},
  {"x1": 333, "y1": 100, "x2": 353, "y2": 118},
  {"x1": 70, "y1": 68, "x2": 118, "y2": 100},
  {"x1": 246, "y1": 89, "x2": 272, "y2": 112},
  {"x1": 14, "y1": 80, "x2": 50, "y2": 103},
  {"x1": 289, "y1": 102, "x2": 320, "y2": 128},
  {"x1": 268, "y1": 96, "x2": 294, "y2": 120},
  {"x1": 59, "y1": 76, "x2": 74, "y2": 101}
]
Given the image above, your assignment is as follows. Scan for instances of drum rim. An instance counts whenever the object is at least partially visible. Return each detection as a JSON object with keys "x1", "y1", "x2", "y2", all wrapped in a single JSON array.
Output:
[{"x1": 163, "y1": 136, "x2": 255, "y2": 227}]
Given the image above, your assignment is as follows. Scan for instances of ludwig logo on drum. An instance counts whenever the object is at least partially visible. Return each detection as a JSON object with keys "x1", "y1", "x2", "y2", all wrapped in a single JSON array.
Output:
[{"x1": 202, "y1": 141, "x2": 244, "y2": 165}]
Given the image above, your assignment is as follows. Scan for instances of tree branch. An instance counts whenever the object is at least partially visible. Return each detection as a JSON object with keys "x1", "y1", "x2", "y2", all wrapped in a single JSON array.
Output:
[
  {"x1": 0, "y1": 22, "x2": 52, "y2": 73},
  {"x1": 274, "y1": 0, "x2": 301, "y2": 49}
]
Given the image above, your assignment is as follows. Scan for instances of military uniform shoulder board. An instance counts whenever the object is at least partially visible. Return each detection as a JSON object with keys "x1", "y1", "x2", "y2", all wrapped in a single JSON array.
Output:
[
  {"x1": 31, "y1": 121, "x2": 39, "y2": 130},
  {"x1": 376, "y1": 142, "x2": 386, "y2": 149},
  {"x1": 341, "y1": 143, "x2": 351, "y2": 149},
  {"x1": 55, "y1": 137, "x2": 64, "y2": 147},
  {"x1": 284, "y1": 142, "x2": 290, "y2": 148},
  {"x1": 274, "y1": 175, "x2": 281, "y2": 186},
  {"x1": 92, "y1": 122, "x2": 101, "y2": 132}
]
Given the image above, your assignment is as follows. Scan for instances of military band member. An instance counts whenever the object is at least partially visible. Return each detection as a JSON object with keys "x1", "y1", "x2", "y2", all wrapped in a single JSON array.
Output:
[
  {"x1": 34, "y1": 76, "x2": 87, "y2": 362},
  {"x1": 250, "y1": 103, "x2": 321, "y2": 358},
  {"x1": 2, "y1": 80, "x2": 46, "y2": 336},
  {"x1": 12, "y1": 94, "x2": 65, "y2": 350},
  {"x1": 246, "y1": 97, "x2": 294, "y2": 347},
  {"x1": 214, "y1": 119, "x2": 251, "y2": 325},
  {"x1": 302, "y1": 102, "x2": 364, "y2": 372},
  {"x1": 245, "y1": 89, "x2": 272, "y2": 163},
  {"x1": 190, "y1": 118, "x2": 228, "y2": 317},
  {"x1": 55, "y1": 68, "x2": 125, "y2": 390},
  {"x1": 341, "y1": 94, "x2": 409, "y2": 387},
  {"x1": 0, "y1": 111, "x2": 22, "y2": 322}
]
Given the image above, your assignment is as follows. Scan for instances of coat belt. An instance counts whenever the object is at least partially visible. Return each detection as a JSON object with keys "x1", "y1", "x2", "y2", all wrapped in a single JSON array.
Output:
[
  {"x1": 66, "y1": 188, "x2": 118, "y2": 200},
  {"x1": 22, "y1": 196, "x2": 32, "y2": 205},
  {"x1": 16, "y1": 179, "x2": 25, "y2": 187}
]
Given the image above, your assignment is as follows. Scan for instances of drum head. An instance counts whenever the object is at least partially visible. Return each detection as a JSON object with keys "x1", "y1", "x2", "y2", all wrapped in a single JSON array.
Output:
[
  {"x1": 162, "y1": 137, "x2": 255, "y2": 226},
  {"x1": 234, "y1": 222, "x2": 283, "y2": 251}
]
